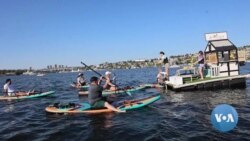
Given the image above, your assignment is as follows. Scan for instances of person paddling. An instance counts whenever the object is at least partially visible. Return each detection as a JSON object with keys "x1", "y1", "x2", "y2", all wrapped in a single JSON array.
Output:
[
  {"x1": 88, "y1": 76, "x2": 125, "y2": 113},
  {"x1": 76, "y1": 73, "x2": 87, "y2": 87},
  {"x1": 103, "y1": 71, "x2": 117, "y2": 91},
  {"x1": 3, "y1": 79, "x2": 34, "y2": 97}
]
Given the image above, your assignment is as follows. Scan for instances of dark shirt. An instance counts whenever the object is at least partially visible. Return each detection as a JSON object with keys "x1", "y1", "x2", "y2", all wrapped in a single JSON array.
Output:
[
  {"x1": 88, "y1": 84, "x2": 104, "y2": 105},
  {"x1": 198, "y1": 55, "x2": 204, "y2": 64}
]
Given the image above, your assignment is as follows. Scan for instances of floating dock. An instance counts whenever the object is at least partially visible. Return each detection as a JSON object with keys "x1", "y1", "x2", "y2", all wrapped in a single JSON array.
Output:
[
  {"x1": 165, "y1": 75, "x2": 248, "y2": 92},
  {"x1": 165, "y1": 32, "x2": 249, "y2": 92}
]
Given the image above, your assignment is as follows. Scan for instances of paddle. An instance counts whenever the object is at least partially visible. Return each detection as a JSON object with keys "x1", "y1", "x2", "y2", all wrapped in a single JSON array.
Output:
[{"x1": 80, "y1": 62, "x2": 132, "y2": 96}]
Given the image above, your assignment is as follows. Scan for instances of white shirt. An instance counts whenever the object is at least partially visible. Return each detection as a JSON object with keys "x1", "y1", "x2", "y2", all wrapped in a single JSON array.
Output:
[
  {"x1": 159, "y1": 55, "x2": 166, "y2": 60},
  {"x1": 3, "y1": 83, "x2": 15, "y2": 93},
  {"x1": 77, "y1": 77, "x2": 85, "y2": 84},
  {"x1": 159, "y1": 55, "x2": 166, "y2": 64}
]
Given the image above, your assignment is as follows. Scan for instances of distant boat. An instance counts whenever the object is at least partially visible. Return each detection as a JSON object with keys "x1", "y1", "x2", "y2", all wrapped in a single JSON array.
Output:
[
  {"x1": 37, "y1": 73, "x2": 45, "y2": 77},
  {"x1": 59, "y1": 71, "x2": 69, "y2": 73},
  {"x1": 23, "y1": 71, "x2": 35, "y2": 75},
  {"x1": 5, "y1": 73, "x2": 16, "y2": 76},
  {"x1": 71, "y1": 68, "x2": 81, "y2": 73}
]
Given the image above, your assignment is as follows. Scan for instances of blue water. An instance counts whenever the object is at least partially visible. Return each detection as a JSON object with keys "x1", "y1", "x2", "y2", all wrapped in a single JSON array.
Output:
[{"x1": 0, "y1": 64, "x2": 250, "y2": 141}]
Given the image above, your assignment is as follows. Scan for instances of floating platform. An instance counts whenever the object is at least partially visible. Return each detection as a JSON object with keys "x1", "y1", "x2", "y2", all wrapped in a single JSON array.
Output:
[{"x1": 165, "y1": 75, "x2": 249, "y2": 92}]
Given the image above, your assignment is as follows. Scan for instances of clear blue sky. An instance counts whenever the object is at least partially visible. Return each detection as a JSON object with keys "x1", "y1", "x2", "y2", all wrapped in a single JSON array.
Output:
[{"x1": 0, "y1": 0, "x2": 250, "y2": 69}]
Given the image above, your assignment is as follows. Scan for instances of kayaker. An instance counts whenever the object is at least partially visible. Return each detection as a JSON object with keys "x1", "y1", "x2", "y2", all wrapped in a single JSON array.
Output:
[
  {"x1": 76, "y1": 73, "x2": 86, "y2": 87},
  {"x1": 195, "y1": 51, "x2": 205, "y2": 80},
  {"x1": 3, "y1": 79, "x2": 33, "y2": 96},
  {"x1": 158, "y1": 51, "x2": 169, "y2": 79},
  {"x1": 88, "y1": 76, "x2": 125, "y2": 113},
  {"x1": 103, "y1": 71, "x2": 117, "y2": 91}
]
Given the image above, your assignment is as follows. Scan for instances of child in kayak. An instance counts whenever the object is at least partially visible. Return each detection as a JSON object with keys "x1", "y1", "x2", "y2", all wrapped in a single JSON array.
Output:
[
  {"x1": 88, "y1": 76, "x2": 125, "y2": 113},
  {"x1": 103, "y1": 71, "x2": 117, "y2": 91},
  {"x1": 3, "y1": 79, "x2": 34, "y2": 96},
  {"x1": 76, "y1": 73, "x2": 87, "y2": 87}
]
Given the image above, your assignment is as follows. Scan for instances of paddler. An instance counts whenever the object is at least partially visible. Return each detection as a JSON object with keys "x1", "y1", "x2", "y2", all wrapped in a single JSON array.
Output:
[
  {"x1": 103, "y1": 71, "x2": 117, "y2": 91},
  {"x1": 3, "y1": 79, "x2": 34, "y2": 96},
  {"x1": 76, "y1": 73, "x2": 87, "y2": 87},
  {"x1": 88, "y1": 76, "x2": 125, "y2": 113},
  {"x1": 158, "y1": 51, "x2": 169, "y2": 79}
]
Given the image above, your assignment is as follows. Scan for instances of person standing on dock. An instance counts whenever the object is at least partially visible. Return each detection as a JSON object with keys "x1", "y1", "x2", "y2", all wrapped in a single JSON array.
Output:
[
  {"x1": 195, "y1": 51, "x2": 205, "y2": 80},
  {"x1": 158, "y1": 51, "x2": 169, "y2": 79}
]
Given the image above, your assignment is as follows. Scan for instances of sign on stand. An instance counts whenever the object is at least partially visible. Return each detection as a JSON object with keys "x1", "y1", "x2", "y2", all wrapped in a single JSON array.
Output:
[{"x1": 205, "y1": 32, "x2": 228, "y2": 41}]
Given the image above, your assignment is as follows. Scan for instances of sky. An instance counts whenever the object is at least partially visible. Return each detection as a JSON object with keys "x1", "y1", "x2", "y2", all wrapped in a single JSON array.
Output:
[{"x1": 0, "y1": 0, "x2": 250, "y2": 69}]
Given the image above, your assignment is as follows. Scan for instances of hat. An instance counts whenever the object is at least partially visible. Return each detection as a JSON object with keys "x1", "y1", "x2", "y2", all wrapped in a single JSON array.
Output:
[
  {"x1": 160, "y1": 51, "x2": 165, "y2": 55},
  {"x1": 78, "y1": 73, "x2": 83, "y2": 76},
  {"x1": 105, "y1": 71, "x2": 111, "y2": 75}
]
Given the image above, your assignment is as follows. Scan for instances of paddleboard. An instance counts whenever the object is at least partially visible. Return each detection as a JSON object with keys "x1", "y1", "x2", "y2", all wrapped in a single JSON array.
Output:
[
  {"x1": 45, "y1": 94, "x2": 160, "y2": 114},
  {"x1": 0, "y1": 91, "x2": 55, "y2": 100}
]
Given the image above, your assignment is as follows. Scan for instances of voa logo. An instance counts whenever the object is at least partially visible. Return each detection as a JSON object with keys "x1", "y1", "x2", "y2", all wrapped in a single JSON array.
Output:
[
  {"x1": 211, "y1": 104, "x2": 238, "y2": 132},
  {"x1": 214, "y1": 113, "x2": 235, "y2": 123}
]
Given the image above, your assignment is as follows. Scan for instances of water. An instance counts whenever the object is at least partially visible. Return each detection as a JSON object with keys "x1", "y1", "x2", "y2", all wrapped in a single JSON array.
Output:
[{"x1": 0, "y1": 64, "x2": 250, "y2": 141}]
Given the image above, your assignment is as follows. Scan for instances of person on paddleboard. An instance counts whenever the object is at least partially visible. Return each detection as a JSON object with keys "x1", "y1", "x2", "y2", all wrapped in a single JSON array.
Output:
[
  {"x1": 158, "y1": 51, "x2": 169, "y2": 80},
  {"x1": 3, "y1": 79, "x2": 34, "y2": 96},
  {"x1": 76, "y1": 73, "x2": 86, "y2": 87},
  {"x1": 88, "y1": 76, "x2": 125, "y2": 113},
  {"x1": 103, "y1": 71, "x2": 117, "y2": 91}
]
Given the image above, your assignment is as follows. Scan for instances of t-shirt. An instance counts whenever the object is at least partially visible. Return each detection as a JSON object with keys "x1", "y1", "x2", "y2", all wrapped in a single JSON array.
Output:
[
  {"x1": 198, "y1": 55, "x2": 204, "y2": 64},
  {"x1": 77, "y1": 76, "x2": 85, "y2": 84},
  {"x1": 159, "y1": 55, "x2": 165, "y2": 62},
  {"x1": 3, "y1": 83, "x2": 15, "y2": 93},
  {"x1": 159, "y1": 55, "x2": 168, "y2": 64},
  {"x1": 3, "y1": 83, "x2": 8, "y2": 91},
  {"x1": 88, "y1": 84, "x2": 104, "y2": 105}
]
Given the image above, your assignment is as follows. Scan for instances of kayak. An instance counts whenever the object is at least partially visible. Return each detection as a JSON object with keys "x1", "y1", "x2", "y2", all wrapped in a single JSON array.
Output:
[
  {"x1": 78, "y1": 85, "x2": 147, "y2": 96},
  {"x1": 45, "y1": 94, "x2": 160, "y2": 114},
  {"x1": 70, "y1": 84, "x2": 89, "y2": 89},
  {"x1": 0, "y1": 91, "x2": 55, "y2": 100}
]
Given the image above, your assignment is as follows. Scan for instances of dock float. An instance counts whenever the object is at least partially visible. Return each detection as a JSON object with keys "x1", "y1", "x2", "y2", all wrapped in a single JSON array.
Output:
[{"x1": 165, "y1": 75, "x2": 248, "y2": 92}]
